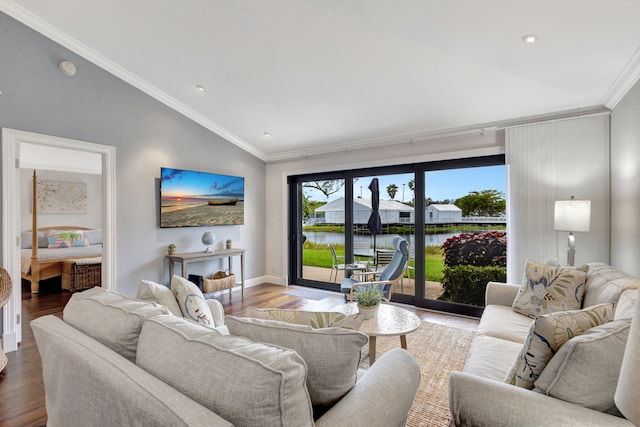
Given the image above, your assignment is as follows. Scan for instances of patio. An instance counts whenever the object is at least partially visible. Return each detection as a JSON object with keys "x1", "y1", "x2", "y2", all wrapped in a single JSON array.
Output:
[{"x1": 301, "y1": 265, "x2": 445, "y2": 300}]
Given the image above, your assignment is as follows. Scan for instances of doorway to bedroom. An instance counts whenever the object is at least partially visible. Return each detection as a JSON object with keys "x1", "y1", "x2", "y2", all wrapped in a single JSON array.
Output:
[{"x1": 1, "y1": 128, "x2": 116, "y2": 353}]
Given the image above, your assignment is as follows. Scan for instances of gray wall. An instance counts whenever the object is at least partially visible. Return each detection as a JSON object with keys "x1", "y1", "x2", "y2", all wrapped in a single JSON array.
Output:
[
  {"x1": 0, "y1": 12, "x2": 266, "y2": 296},
  {"x1": 611, "y1": 78, "x2": 640, "y2": 276}
]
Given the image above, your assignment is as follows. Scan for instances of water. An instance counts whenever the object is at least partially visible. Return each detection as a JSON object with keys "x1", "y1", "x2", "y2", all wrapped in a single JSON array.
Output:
[{"x1": 303, "y1": 231, "x2": 462, "y2": 248}]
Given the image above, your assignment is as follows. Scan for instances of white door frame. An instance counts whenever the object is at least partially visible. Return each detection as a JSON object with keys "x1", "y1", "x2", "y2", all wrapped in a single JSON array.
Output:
[{"x1": 2, "y1": 128, "x2": 116, "y2": 352}]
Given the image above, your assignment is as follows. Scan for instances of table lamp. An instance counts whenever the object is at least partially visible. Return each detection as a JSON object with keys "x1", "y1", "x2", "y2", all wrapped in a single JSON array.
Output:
[
  {"x1": 614, "y1": 290, "x2": 640, "y2": 425},
  {"x1": 554, "y1": 196, "x2": 590, "y2": 266}
]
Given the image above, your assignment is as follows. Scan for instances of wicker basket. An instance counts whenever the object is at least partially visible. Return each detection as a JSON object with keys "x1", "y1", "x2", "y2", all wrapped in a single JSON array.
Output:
[
  {"x1": 62, "y1": 258, "x2": 102, "y2": 292},
  {"x1": 203, "y1": 271, "x2": 236, "y2": 292}
]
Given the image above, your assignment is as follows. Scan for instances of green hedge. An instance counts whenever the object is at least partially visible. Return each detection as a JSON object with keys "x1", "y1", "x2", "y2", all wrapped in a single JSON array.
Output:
[{"x1": 439, "y1": 265, "x2": 506, "y2": 306}]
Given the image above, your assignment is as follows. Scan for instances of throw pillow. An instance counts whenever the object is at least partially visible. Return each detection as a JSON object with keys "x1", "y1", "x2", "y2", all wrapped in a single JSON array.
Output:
[
  {"x1": 505, "y1": 303, "x2": 614, "y2": 389},
  {"x1": 63, "y1": 287, "x2": 170, "y2": 362},
  {"x1": 614, "y1": 289, "x2": 639, "y2": 321},
  {"x1": 137, "y1": 315, "x2": 313, "y2": 426},
  {"x1": 225, "y1": 315, "x2": 368, "y2": 407},
  {"x1": 533, "y1": 320, "x2": 630, "y2": 413},
  {"x1": 47, "y1": 230, "x2": 89, "y2": 248},
  {"x1": 137, "y1": 279, "x2": 183, "y2": 316},
  {"x1": 512, "y1": 260, "x2": 588, "y2": 318},
  {"x1": 246, "y1": 306, "x2": 363, "y2": 330},
  {"x1": 171, "y1": 275, "x2": 214, "y2": 327}
]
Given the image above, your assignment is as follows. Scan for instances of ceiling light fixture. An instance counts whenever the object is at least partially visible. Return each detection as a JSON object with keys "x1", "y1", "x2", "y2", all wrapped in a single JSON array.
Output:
[
  {"x1": 58, "y1": 60, "x2": 77, "y2": 76},
  {"x1": 263, "y1": 132, "x2": 272, "y2": 138},
  {"x1": 195, "y1": 85, "x2": 206, "y2": 92},
  {"x1": 521, "y1": 34, "x2": 539, "y2": 44}
]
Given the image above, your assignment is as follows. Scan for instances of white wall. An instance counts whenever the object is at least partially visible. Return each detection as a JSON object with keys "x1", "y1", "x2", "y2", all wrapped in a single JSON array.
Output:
[
  {"x1": 506, "y1": 115, "x2": 610, "y2": 282},
  {"x1": 0, "y1": 12, "x2": 266, "y2": 297},
  {"x1": 265, "y1": 132, "x2": 504, "y2": 284},
  {"x1": 611, "y1": 79, "x2": 640, "y2": 276}
]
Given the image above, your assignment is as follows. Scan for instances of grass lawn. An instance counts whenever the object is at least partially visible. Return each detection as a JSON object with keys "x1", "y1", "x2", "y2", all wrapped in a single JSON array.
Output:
[{"x1": 302, "y1": 242, "x2": 445, "y2": 282}]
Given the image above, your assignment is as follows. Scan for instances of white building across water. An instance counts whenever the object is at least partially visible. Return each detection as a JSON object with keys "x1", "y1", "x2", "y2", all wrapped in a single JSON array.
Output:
[{"x1": 315, "y1": 197, "x2": 465, "y2": 225}]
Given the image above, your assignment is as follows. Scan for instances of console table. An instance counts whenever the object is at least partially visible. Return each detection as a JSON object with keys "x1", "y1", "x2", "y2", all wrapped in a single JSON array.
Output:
[{"x1": 168, "y1": 248, "x2": 246, "y2": 296}]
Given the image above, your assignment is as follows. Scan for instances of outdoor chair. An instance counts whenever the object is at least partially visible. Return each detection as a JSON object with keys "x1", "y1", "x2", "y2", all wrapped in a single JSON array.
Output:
[
  {"x1": 328, "y1": 244, "x2": 345, "y2": 282},
  {"x1": 340, "y1": 237, "x2": 409, "y2": 302},
  {"x1": 402, "y1": 244, "x2": 416, "y2": 292},
  {"x1": 328, "y1": 245, "x2": 367, "y2": 283}
]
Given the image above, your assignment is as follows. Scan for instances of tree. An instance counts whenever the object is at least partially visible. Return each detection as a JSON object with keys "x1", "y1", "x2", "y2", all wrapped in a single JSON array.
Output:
[
  {"x1": 386, "y1": 183, "x2": 398, "y2": 200},
  {"x1": 407, "y1": 179, "x2": 415, "y2": 192},
  {"x1": 454, "y1": 189, "x2": 506, "y2": 216},
  {"x1": 303, "y1": 180, "x2": 345, "y2": 199}
]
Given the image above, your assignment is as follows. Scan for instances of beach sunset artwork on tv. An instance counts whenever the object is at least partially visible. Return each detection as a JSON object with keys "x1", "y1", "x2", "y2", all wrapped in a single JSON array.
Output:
[{"x1": 160, "y1": 167, "x2": 244, "y2": 227}]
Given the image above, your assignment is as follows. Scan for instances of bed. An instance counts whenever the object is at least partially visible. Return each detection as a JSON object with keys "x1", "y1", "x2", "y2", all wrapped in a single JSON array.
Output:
[
  {"x1": 21, "y1": 170, "x2": 103, "y2": 294},
  {"x1": 21, "y1": 226, "x2": 103, "y2": 293}
]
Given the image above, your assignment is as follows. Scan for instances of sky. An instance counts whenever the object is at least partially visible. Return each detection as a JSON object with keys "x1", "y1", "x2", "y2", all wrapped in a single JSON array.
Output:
[
  {"x1": 160, "y1": 167, "x2": 244, "y2": 198},
  {"x1": 304, "y1": 165, "x2": 506, "y2": 203}
]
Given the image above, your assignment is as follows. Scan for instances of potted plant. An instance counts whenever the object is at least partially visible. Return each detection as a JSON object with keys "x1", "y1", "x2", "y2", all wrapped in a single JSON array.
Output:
[
  {"x1": 226, "y1": 239, "x2": 232, "y2": 249},
  {"x1": 355, "y1": 285, "x2": 384, "y2": 320},
  {"x1": 167, "y1": 244, "x2": 176, "y2": 256}
]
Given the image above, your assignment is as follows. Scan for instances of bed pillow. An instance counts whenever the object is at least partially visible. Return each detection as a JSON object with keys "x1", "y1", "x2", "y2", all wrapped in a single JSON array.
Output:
[
  {"x1": 171, "y1": 275, "x2": 214, "y2": 327},
  {"x1": 505, "y1": 303, "x2": 614, "y2": 389},
  {"x1": 83, "y1": 229, "x2": 103, "y2": 246},
  {"x1": 512, "y1": 260, "x2": 588, "y2": 318},
  {"x1": 47, "y1": 230, "x2": 89, "y2": 248},
  {"x1": 20, "y1": 231, "x2": 49, "y2": 249}
]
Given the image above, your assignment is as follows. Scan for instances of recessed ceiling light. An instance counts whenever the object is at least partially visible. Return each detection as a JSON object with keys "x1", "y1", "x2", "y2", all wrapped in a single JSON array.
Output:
[
  {"x1": 58, "y1": 60, "x2": 77, "y2": 76},
  {"x1": 521, "y1": 34, "x2": 539, "y2": 43},
  {"x1": 195, "y1": 85, "x2": 206, "y2": 92},
  {"x1": 263, "y1": 132, "x2": 272, "y2": 138}
]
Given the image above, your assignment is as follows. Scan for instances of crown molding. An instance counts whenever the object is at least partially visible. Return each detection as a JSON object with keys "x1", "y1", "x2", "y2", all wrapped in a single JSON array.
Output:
[
  {"x1": 602, "y1": 45, "x2": 640, "y2": 109},
  {"x1": 0, "y1": 0, "x2": 268, "y2": 162}
]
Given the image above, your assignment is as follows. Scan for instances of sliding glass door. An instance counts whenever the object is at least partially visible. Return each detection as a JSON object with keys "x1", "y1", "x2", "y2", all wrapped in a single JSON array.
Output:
[{"x1": 289, "y1": 155, "x2": 506, "y2": 316}]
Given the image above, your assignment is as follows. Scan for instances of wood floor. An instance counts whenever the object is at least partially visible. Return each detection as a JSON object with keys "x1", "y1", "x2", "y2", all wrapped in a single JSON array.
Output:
[{"x1": 0, "y1": 282, "x2": 478, "y2": 427}]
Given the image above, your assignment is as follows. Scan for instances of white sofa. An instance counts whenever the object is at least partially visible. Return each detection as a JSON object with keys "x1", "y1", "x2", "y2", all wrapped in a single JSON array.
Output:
[
  {"x1": 32, "y1": 287, "x2": 421, "y2": 426},
  {"x1": 449, "y1": 262, "x2": 640, "y2": 426}
]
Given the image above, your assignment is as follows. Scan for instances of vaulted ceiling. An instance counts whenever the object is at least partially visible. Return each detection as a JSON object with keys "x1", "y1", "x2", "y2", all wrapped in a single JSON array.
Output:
[{"x1": 3, "y1": 0, "x2": 640, "y2": 161}]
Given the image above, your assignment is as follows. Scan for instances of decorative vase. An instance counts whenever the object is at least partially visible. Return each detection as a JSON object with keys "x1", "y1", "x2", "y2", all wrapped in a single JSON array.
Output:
[
  {"x1": 202, "y1": 232, "x2": 216, "y2": 253},
  {"x1": 168, "y1": 248, "x2": 176, "y2": 256},
  {"x1": 358, "y1": 304, "x2": 379, "y2": 320}
]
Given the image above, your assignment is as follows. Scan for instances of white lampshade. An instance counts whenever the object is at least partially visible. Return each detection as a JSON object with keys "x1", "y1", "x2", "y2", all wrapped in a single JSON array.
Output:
[
  {"x1": 614, "y1": 290, "x2": 640, "y2": 424},
  {"x1": 554, "y1": 199, "x2": 591, "y2": 232}
]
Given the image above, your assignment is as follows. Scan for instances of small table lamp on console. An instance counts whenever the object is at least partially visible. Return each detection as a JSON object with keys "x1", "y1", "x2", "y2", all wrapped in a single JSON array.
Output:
[{"x1": 554, "y1": 196, "x2": 591, "y2": 267}]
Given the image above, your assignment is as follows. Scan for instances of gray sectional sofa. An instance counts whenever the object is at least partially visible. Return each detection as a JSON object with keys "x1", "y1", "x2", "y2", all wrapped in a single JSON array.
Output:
[
  {"x1": 449, "y1": 262, "x2": 639, "y2": 426},
  {"x1": 32, "y1": 287, "x2": 420, "y2": 426}
]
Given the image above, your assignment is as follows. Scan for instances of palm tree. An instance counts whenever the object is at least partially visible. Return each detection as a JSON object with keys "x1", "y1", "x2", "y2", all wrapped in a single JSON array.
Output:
[{"x1": 386, "y1": 183, "x2": 398, "y2": 200}]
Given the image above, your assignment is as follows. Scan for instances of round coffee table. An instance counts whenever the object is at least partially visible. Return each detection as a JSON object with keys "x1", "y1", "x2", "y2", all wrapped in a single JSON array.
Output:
[{"x1": 342, "y1": 303, "x2": 421, "y2": 365}]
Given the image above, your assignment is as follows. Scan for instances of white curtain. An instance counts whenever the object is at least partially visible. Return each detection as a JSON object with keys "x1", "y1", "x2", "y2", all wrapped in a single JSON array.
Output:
[{"x1": 506, "y1": 123, "x2": 559, "y2": 283}]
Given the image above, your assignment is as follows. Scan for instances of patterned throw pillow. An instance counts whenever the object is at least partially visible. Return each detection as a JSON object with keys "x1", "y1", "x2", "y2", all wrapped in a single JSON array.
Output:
[
  {"x1": 47, "y1": 230, "x2": 89, "y2": 248},
  {"x1": 505, "y1": 303, "x2": 614, "y2": 389},
  {"x1": 170, "y1": 275, "x2": 213, "y2": 327},
  {"x1": 246, "y1": 307, "x2": 363, "y2": 330},
  {"x1": 512, "y1": 260, "x2": 588, "y2": 318}
]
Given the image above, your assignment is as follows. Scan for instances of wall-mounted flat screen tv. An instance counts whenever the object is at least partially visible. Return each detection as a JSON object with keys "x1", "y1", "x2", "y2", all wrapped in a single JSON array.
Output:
[{"x1": 160, "y1": 167, "x2": 244, "y2": 228}]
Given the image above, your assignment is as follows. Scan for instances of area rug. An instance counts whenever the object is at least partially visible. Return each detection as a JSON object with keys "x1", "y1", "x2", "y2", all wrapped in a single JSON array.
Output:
[
  {"x1": 359, "y1": 322, "x2": 475, "y2": 427},
  {"x1": 283, "y1": 287, "x2": 336, "y2": 300}
]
